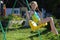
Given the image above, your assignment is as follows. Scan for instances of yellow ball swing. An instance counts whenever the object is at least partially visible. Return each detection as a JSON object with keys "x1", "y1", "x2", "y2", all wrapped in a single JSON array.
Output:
[{"x1": 29, "y1": 12, "x2": 47, "y2": 32}]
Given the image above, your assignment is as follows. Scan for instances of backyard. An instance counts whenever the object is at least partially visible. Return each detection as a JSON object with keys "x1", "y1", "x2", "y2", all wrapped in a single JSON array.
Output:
[{"x1": 0, "y1": 15, "x2": 60, "y2": 40}]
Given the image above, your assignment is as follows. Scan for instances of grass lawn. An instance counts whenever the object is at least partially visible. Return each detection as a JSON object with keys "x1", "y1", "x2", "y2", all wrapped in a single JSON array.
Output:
[{"x1": 0, "y1": 27, "x2": 60, "y2": 40}]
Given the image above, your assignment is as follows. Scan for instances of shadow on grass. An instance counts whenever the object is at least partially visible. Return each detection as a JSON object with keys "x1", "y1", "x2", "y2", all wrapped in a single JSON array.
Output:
[{"x1": 0, "y1": 26, "x2": 30, "y2": 32}]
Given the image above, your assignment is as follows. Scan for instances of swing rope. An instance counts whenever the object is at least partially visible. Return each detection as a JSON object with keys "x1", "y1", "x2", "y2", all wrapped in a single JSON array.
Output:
[
  {"x1": 11, "y1": 0, "x2": 17, "y2": 14},
  {"x1": 5, "y1": 0, "x2": 18, "y2": 33},
  {"x1": 0, "y1": 0, "x2": 6, "y2": 40},
  {"x1": 5, "y1": 0, "x2": 17, "y2": 32},
  {"x1": 26, "y1": 0, "x2": 30, "y2": 10},
  {"x1": 0, "y1": 21, "x2": 6, "y2": 40},
  {"x1": 5, "y1": 0, "x2": 18, "y2": 38},
  {"x1": 25, "y1": 0, "x2": 42, "y2": 40},
  {"x1": 6, "y1": 0, "x2": 18, "y2": 33},
  {"x1": 0, "y1": 0, "x2": 17, "y2": 40}
]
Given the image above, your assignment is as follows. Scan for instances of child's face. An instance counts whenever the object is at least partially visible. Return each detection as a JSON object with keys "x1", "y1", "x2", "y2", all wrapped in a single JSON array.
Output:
[{"x1": 31, "y1": 3, "x2": 37, "y2": 10}]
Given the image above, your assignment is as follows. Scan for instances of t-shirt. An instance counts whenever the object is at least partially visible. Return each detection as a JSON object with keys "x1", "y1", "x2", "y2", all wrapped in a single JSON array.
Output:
[
  {"x1": 28, "y1": 11, "x2": 40, "y2": 23},
  {"x1": 24, "y1": 11, "x2": 40, "y2": 27}
]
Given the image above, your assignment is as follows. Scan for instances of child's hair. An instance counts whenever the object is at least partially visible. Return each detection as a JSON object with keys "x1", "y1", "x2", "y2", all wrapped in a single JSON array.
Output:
[
  {"x1": 30, "y1": 1, "x2": 38, "y2": 7},
  {"x1": 30, "y1": 1, "x2": 42, "y2": 18}
]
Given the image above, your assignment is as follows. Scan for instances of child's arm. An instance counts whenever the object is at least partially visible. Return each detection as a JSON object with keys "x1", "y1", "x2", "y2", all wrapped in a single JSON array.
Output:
[{"x1": 37, "y1": 8, "x2": 43, "y2": 20}]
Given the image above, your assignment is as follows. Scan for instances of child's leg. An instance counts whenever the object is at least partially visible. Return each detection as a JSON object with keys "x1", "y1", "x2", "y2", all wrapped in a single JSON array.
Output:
[{"x1": 38, "y1": 17, "x2": 58, "y2": 35}]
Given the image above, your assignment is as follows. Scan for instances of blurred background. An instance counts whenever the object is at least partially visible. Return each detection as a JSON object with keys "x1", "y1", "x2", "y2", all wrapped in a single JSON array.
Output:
[{"x1": 3, "y1": 0, "x2": 60, "y2": 19}]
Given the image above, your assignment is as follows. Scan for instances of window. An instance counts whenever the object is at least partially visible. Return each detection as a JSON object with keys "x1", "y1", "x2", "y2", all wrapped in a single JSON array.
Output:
[{"x1": 14, "y1": 10, "x2": 18, "y2": 14}]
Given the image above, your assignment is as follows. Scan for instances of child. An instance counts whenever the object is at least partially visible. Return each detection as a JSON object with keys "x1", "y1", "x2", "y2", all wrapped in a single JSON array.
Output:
[{"x1": 26, "y1": 1, "x2": 58, "y2": 35}]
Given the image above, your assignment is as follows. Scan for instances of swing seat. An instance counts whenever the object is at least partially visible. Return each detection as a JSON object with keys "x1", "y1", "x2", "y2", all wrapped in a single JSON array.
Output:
[
  {"x1": 29, "y1": 20, "x2": 47, "y2": 32},
  {"x1": 29, "y1": 10, "x2": 47, "y2": 32}
]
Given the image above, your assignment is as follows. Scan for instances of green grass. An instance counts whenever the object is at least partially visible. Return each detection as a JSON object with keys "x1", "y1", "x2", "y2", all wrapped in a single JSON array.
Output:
[
  {"x1": 0, "y1": 27, "x2": 60, "y2": 40},
  {"x1": 0, "y1": 17, "x2": 60, "y2": 40}
]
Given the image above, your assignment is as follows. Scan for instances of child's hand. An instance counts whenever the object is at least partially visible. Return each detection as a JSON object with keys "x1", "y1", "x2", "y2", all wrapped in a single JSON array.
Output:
[{"x1": 30, "y1": 11, "x2": 34, "y2": 16}]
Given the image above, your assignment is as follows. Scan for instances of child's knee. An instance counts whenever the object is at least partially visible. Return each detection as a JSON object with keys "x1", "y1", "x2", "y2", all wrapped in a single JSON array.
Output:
[
  {"x1": 50, "y1": 17, "x2": 53, "y2": 20},
  {"x1": 49, "y1": 17, "x2": 53, "y2": 20},
  {"x1": 47, "y1": 17, "x2": 53, "y2": 21}
]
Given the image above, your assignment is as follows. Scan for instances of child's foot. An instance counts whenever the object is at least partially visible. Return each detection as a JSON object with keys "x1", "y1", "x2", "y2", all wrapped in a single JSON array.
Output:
[{"x1": 51, "y1": 30, "x2": 58, "y2": 35}]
